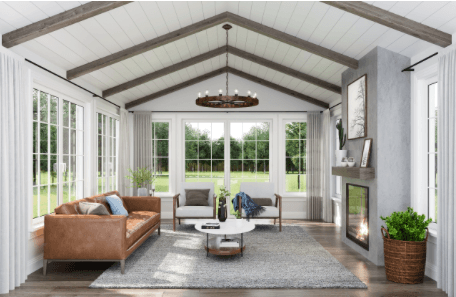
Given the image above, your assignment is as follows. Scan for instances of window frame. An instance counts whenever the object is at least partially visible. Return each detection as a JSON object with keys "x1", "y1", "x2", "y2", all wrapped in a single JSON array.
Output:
[
  {"x1": 283, "y1": 120, "x2": 307, "y2": 194},
  {"x1": 152, "y1": 119, "x2": 171, "y2": 194},
  {"x1": 427, "y1": 82, "x2": 438, "y2": 223},
  {"x1": 331, "y1": 111, "x2": 343, "y2": 200},
  {"x1": 32, "y1": 83, "x2": 88, "y2": 227}
]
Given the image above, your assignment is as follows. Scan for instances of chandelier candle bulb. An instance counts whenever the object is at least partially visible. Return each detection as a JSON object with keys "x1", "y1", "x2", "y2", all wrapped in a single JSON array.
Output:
[
  {"x1": 219, "y1": 89, "x2": 223, "y2": 96},
  {"x1": 253, "y1": 93, "x2": 257, "y2": 98},
  {"x1": 198, "y1": 92, "x2": 201, "y2": 98},
  {"x1": 247, "y1": 90, "x2": 251, "y2": 97},
  {"x1": 205, "y1": 90, "x2": 209, "y2": 96},
  {"x1": 235, "y1": 89, "x2": 238, "y2": 96}
]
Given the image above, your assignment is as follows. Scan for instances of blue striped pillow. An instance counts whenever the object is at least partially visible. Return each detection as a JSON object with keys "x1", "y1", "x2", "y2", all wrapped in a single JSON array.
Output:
[{"x1": 106, "y1": 195, "x2": 128, "y2": 216}]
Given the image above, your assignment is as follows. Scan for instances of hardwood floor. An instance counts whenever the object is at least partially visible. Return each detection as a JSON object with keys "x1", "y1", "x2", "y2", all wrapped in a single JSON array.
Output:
[{"x1": 4, "y1": 220, "x2": 447, "y2": 297}]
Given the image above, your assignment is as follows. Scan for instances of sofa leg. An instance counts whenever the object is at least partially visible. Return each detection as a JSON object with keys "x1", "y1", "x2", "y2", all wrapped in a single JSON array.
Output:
[
  {"x1": 173, "y1": 218, "x2": 176, "y2": 232},
  {"x1": 43, "y1": 259, "x2": 48, "y2": 276},
  {"x1": 158, "y1": 226, "x2": 161, "y2": 235},
  {"x1": 279, "y1": 217, "x2": 282, "y2": 232},
  {"x1": 274, "y1": 219, "x2": 276, "y2": 225},
  {"x1": 178, "y1": 219, "x2": 181, "y2": 225},
  {"x1": 120, "y1": 260, "x2": 125, "y2": 274}
]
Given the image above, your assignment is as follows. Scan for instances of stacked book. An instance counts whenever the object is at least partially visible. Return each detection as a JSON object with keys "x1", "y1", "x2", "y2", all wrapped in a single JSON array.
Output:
[
  {"x1": 201, "y1": 222, "x2": 220, "y2": 229},
  {"x1": 220, "y1": 238, "x2": 240, "y2": 248}
]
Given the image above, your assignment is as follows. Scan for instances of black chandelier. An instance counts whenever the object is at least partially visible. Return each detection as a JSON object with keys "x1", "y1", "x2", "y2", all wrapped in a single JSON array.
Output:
[{"x1": 195, "y1": 24, "x2": 259, "y2": 108}]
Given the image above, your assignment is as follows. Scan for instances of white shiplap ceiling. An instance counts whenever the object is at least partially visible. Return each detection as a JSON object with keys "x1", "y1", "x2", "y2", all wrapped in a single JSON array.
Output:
[{"x1": 1, "y1": 1, "x2": 456, "y2": 107}]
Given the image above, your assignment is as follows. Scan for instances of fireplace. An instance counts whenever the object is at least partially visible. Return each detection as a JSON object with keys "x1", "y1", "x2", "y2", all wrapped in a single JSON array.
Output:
[{"x1": 346, "y1": 184, "x2": 369, "y2": 250}]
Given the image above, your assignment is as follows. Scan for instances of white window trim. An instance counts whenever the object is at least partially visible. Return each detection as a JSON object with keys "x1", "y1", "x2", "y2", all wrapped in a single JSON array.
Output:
[
  {"x1": 152, "y1": 119, "x2": 172, "y2": 196},
  {"x1": 411, "y1": 63, "x2": 438, "y2": 234},
  {"x1": 31, "y1": 83, "x2": 90, "y2": 231}
]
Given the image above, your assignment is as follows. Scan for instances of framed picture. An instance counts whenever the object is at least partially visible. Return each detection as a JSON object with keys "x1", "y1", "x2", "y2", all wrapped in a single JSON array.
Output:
[
  {"x1": 360, "y1": 138, "x2": 372, "y2": 168},
  {"x1": 347, "y1": 74, "x2": 367, "y2": 139}
]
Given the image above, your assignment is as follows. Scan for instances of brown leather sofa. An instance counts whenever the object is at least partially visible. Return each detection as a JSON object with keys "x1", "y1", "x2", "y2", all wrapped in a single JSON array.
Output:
[{"x1": 43, "y1": 191, "x2": 160, "y2": 275}]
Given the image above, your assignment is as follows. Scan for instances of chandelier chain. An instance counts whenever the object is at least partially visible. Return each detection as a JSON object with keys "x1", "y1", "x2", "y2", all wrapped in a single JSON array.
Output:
[{"x1": 226, "y1": 28, "x2": 229, "y2": 96}]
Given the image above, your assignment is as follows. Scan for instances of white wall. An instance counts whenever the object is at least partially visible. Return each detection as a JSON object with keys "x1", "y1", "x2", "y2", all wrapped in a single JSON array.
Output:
[{"x1": 129, "y1": 73, "x2": 328, "y2": 112}]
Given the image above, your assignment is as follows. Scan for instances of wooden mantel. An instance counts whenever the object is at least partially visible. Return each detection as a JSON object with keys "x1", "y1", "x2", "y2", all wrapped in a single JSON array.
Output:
[{"x1": 332, "y1": 167, "x2": 375, "y2": 180}]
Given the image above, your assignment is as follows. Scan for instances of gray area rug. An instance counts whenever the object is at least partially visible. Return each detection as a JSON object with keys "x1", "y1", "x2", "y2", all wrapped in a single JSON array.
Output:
[{"x1": 90, "y1": 224, "x2": 367, "y2": 289}]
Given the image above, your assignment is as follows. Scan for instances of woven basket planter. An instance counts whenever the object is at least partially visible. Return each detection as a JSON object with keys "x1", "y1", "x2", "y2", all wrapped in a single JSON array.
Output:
[{"x1": 381, "y1": 227, "x2": 428, "y2": 284}]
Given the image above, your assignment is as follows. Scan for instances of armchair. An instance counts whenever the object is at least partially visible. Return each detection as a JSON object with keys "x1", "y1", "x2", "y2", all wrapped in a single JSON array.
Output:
[
  {"x1": 173, "y1": 182, "x2": 217, "y2": 231},
  {"x1": 238, "y1": 182, "x2": 282, "y2": 231}
]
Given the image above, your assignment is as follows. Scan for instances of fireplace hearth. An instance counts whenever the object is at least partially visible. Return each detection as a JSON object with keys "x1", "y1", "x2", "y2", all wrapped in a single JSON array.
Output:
[{"x1": 346, "y1": 184, "x2": 369, "y2": 250}]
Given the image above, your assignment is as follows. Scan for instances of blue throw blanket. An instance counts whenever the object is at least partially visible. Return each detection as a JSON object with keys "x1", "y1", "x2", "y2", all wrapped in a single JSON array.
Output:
[{"x1": 232, "y1": 192, "x2": 265, "y2": 221}]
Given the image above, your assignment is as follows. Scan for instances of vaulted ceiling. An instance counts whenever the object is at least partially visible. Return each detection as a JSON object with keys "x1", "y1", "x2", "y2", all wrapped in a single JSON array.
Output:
[{"x1": 1, "y1": 1, "x2": 455, "y2": 109}]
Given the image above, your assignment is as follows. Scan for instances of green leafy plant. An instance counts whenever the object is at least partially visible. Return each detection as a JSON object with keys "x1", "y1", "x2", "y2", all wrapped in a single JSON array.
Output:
[
  {"x1": 336, "y1": 119, "x2": 346, "y2": 150},
  {"x1": 125, "y1": 167, "x2": 156, "y2": 189},
  {"x1": 380, "y1": 207, "x2": 432, "y2": 241},
  {"x1": 234, "y1": 210, "x2": 242, "y2": 219},
  {"x1": 218, "y1": 186, "x2": 231, "y2": 204}
]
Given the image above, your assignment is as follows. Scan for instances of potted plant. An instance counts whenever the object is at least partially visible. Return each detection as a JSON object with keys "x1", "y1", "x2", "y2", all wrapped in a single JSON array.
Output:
[
  {"x1": 218, "y1": 186, "x2": 231, "y2": 222},
  {"x1": 125, "y1": 167, "x2": 156, "y2": 196},
  {"x1": 335, "y1": 119, "x2": 347, "y2": 166},
  {"x1": 380, "y1": 207, "x2": 432, "y2": 284}
]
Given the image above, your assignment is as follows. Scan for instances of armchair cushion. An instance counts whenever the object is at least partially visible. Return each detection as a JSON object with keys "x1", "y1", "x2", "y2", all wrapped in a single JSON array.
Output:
[
  {"x1": 241, "y1": 206, "x2": 279, "y2": 218},
  {"x1": 175, "y1": 206, "x2": 214, "y2": 218},
  {"x1": 240, "y1": 182, "x2": 276, "y2": 204},
  {"x1": 184, "y1": 189, "x2": 210, "y2": 206},
  {"x1": 179, "y1": 182, "x2": 215, "y2": 206}
]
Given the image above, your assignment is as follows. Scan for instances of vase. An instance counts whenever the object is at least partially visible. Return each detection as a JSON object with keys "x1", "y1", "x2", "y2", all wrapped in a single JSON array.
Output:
[
  {"x1": 235, "y1": 218, "x2": 244, "y2": 227},
  {"x1": 335, "y1": 150, "x2": 348, "y2": 166},
  {"x1": 218, "y1": 203, "x2": 227, "y2": 222},
  {"x1": 137, "y1": 187, "x2": 148, "y2": 196}
]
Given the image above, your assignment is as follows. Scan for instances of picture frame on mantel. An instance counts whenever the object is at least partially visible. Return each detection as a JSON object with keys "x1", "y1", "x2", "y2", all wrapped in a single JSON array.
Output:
[
  {"x1": 360, "y1": 138, "x2": 373, "y2": 168},
  {"x1": 347, "y1": 74, "x2": 367, "y2": 140}
]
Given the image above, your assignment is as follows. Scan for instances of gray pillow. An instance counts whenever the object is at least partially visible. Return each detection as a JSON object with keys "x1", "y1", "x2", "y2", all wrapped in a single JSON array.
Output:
[
  {"x1": 185, "y1": 189, "x2": 210, "y2": 206},
  {"x1": 252, "y1": 198, "x2": 273, "y2": 206},
  {"x1": 79, "y1": 202, "x2": 110, "y2": 215}
]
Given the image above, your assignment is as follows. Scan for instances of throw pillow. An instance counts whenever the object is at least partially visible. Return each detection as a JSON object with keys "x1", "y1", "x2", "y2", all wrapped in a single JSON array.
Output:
[
  {"x1": 252, "y1": 198, "x2": 273, "y2": 207},
  {"x1": 185, "y1": 189, "x2": 210, "y2": 206},
  {"x1": 78, "y1": 202, "x2": 110, "y2": 215},
  {"x1": 106, "y1": 195, "x2": 129, "y2": 216}
]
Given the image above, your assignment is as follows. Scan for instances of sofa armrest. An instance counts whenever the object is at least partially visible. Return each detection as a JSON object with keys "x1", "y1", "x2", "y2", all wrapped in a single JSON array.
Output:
[
  {"x1": 122, "y1": 196, "x2": 161, "y2": 213},
  {"x1": 44, "y1": 214, "x2": 127, "y2": 260}
]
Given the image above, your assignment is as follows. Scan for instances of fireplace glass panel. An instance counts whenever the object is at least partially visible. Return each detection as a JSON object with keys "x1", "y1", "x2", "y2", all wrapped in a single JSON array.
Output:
[{"x1": 346, "y1": 184, "x2": 369, "y2": 250}]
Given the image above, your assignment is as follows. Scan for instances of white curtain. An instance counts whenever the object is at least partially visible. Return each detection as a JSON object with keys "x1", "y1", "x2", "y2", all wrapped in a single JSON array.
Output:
[
  {"x1": 307, "y1": 111, "x2": 323, "y2": 220},
  {"x1": 133, "y1": 112, "x2": 153, "y2": 195},
  {"x1": 437, "y1": 48, "x2": 456, "y2": 297},
  {"x1": 321, "y1": 109, "x2": 332, "y2": 222},
  {"x1": 0, "y1": 52, "x2": 29, "y2": 293},
  {"x1": 118, "y1": 108, "x2": 131, "y2": 196}
]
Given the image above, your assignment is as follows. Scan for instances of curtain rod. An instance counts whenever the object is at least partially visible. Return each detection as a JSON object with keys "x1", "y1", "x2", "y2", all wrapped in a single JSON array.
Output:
[
  {"x1": 25, "y1": 59, "x2": 121, "y2": 109},
  {"x1": 401, "y1": 52, "x2": 438, "y2": 72},
  {"x1": 330, "y1": 102, "x2": 341, "y2": 110}
]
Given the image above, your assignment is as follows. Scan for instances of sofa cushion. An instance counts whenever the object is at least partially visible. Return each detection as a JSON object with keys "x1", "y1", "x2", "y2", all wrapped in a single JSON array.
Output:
[
  {"x1": 78, "y1": 202, "x2": 110, "y2": 215},
  {"x1": 241, "y1": 206, "x2": 279, "y2": 217},
  {"x1": 54, "y1": 191, "x2": 121, "y2": 215},
  {"x1": 175, "y1": 206, "x2": 213, "y2": 218},
  {"x1": 184, "y1": 189, "x2": 210, "y2": 206},
  {"x1": 126, "y1": 211, "x2": 160, "y2": 248},
  {"x1": 106, "y1": 195, "x2": 129, "y2": 216}
]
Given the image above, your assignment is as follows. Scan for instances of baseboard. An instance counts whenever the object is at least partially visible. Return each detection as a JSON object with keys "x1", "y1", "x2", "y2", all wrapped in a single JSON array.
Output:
[
  {"x1": 425, "y1": 261, "x2": 438, "y2": 281},
  {"x1": 28, "y1": 253, "x2": 43, "y2": 275}
]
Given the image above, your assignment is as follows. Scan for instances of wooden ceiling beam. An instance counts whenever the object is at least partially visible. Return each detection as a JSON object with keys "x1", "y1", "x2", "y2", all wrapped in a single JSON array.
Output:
[
  {"x1": 68, "y1": 12, "x2": 229, "y2": 80},
  {"x1": 323, "y1": 1, "x2": 452, "y2": 48},
  {"x1": 103, "y1": 47, "x2": 226, "y2": 97},
  {"x1": 227, "y1": 46, "x2": 341, "y2": 94},
  {"x1": 125, "y1": 66, "x2": 329, "y2": 110},
  {"x1": 125, "y1": 68, "x2": 227, "y2": 109},
  {"x1": 2, "y1": 1, "x2": 131, "y2": 48},
  {"x1": 226, "y1": 12, "x2": 358, "y2": 69},
  {"x1": 227, "y1": 67, "x2": 329, "y2": 109}
]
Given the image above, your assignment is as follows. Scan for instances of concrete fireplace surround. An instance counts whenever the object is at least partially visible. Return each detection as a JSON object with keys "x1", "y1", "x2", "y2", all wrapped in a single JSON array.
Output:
[{"x1": 340, "y1": 47, "x2": 411, "y2": 266}]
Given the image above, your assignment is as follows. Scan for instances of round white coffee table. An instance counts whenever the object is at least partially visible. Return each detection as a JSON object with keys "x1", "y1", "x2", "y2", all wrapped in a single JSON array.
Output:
[{"x1": 195, "y1": 219, "x2": 255, "y2": 257}]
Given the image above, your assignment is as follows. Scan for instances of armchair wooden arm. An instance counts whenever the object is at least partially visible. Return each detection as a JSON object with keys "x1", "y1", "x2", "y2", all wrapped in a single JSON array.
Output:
[
  {"x1": 173, "y1": 194, "x2": 180, "y2": 231},
  {"x1": 213, "y1": 195, "x2": 217, "y2": 219},
  {"x1": 275, "y1": 194, "x2": 282, "y2": 232}
]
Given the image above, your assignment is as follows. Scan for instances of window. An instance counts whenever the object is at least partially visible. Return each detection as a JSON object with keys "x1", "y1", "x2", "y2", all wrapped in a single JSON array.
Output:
[
  {"x1": 152, "y1": 122, "x2": 169, "y2": 192},
  {"x1": 230, "y1": 122, "x2": 270, "y2": 197},
  {"x1": 428, "y1": 83, "x2": 438, "y2": 222},
  {"x1": 285, "y1": 122, "x2": 306, "y2": 192},
  {"x1": 97, "y1": 113, "x2": 119, "y2": 194},
  {"x1": 33, "y1": 87, "x2": 84, "y2": 219},
  {"x1": 185, "y1": 122, "x2": 225, "y2": 194}
]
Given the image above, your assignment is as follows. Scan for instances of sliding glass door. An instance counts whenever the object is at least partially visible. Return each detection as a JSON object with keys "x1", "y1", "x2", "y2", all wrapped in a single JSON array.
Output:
[{"x1": 32, "y1": 86, "x2": 85, "y2": 219}]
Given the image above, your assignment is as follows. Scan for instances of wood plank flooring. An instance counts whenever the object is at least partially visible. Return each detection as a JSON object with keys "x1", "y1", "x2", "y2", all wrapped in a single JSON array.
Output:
[{"x1": 4, "y1": 220, "x2": 447, "y2": 296}]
